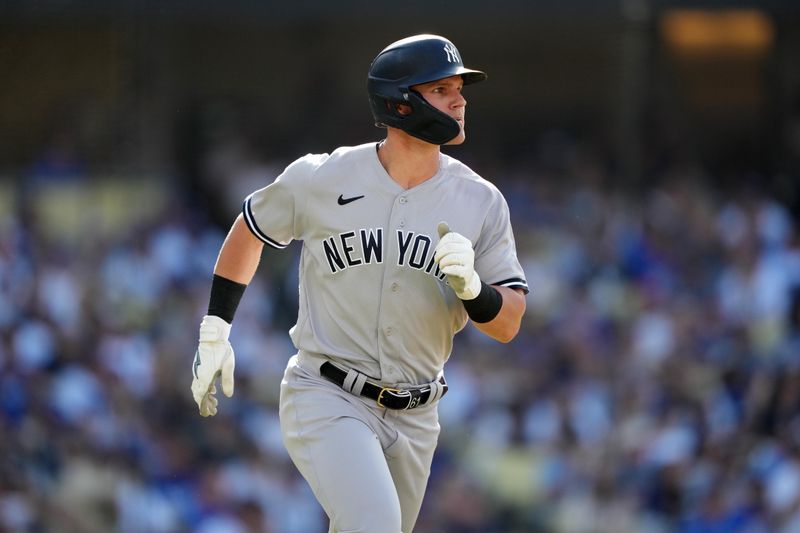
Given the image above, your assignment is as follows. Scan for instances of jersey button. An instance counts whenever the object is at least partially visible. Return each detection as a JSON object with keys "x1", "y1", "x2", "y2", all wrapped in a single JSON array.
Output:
[
  {"x1": 385, "y1": 327, "x2": 393, "y2": 336},
  {"x1": 399, "y1": 220, "x2": 405, "y2": 228},
  {"x1": 391, "y1": 282, "x2": 399, "y2": 292},
  {"x1": 399, "y1": 197, "x2": 407, "y2": 204}
]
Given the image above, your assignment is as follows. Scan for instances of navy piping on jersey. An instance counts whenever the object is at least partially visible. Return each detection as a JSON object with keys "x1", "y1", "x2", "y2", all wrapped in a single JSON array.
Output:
[
  {"x1": 242, "y1": 196, "x2": 289, "y2": 249},
  {"x1": 492, "y1": 277, "x2": 529, "y2": 294}
]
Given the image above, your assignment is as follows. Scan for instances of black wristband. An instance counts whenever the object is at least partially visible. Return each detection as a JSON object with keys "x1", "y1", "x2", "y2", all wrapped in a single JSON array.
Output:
[
  {"x1": 208, "y1": 274, "x2": 247, "y2": 324},
  {"x1": 462, "y1": 281, "x2": 503, "y2": 323}
]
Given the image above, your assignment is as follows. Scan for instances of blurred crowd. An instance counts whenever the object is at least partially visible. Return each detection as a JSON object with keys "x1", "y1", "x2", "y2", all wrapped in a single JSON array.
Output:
[{"x1": 1, "y1": 132, "x2": 800, "y2": 533}]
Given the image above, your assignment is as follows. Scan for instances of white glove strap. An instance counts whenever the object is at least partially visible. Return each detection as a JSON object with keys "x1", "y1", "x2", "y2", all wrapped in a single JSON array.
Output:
[
  {"x1": 458, "y1": 273, "x2": 483, "y2": 300},
  {"x1": 199, "y1": 314, "x2": 231, "y2": 342}
]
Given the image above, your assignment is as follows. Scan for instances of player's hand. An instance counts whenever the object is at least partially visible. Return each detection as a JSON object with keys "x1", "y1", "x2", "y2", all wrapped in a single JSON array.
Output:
[
  {"x1": 191, "y1": 315, "x2": 236, "y2": 417},
  {"x1": 434, "y1": 222, "x2": 482, "y2": 300}
]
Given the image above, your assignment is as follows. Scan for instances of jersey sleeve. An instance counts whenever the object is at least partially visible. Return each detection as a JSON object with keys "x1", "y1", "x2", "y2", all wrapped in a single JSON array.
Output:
[
  {"x1": 242, "y1": 153, "x2": 327, "y2": 248},
  {"x1": 474, "y1": 190, "x2": 529, "y2": 294}
]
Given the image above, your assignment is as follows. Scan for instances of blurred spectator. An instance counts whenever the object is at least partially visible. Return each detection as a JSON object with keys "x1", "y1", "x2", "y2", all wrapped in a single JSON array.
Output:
[{"x1": 2, "y1": 129, "x2": 800, "y2": 532}]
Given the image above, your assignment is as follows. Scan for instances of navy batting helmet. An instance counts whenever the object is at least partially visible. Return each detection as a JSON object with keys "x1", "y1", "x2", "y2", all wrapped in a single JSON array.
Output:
[{"x1": 367, "y1": 34, "x2": 487, "y2": 145}]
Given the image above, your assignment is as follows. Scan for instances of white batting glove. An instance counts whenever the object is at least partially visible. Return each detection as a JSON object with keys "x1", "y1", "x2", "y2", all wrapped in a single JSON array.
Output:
[
  {"x1": 191, "y1": 315, "x2": 236, "y2": 417},
  {"x1": 434, "y1": 222, "x2": 482, "y2": 300}
]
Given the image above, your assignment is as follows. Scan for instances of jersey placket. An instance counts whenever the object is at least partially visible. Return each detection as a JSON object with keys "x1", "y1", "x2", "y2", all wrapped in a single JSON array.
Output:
[{"x1": 375, "y1": 191, "x2": 410, "y2": 384}]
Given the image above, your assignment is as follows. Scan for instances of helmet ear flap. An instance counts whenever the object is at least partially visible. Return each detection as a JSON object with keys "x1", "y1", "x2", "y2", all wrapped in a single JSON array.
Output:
[{"x1": 383, "y1": 90, "x2": 461, "y2": 145}]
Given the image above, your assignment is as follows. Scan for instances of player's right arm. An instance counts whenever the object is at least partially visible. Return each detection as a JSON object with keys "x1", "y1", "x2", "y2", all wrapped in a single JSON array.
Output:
[
  {"x1": 191, "y1": 153, "x2": 320, "y2": 417},
  {"x1": 214, "y1": 214, "x2": 265, "y2": 284},
  {"x1": 190, "y1": 214, "x2": 264, "y2": 417}
]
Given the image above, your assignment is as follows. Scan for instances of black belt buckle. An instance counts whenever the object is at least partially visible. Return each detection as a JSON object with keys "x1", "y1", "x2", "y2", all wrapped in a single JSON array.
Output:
[
  {"x1": 377, "y1": 386, "x2": 425, "y2": 410},
  {"x1": 377, "y1": 387, "x2": 408, "y2": 409}
]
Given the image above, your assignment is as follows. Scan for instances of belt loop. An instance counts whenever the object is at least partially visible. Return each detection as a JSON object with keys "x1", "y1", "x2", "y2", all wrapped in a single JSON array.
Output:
[
  {"x1": 343, "y1": 368, "x2": 368, "y2": 396},
  {"x1": 424, "y1": 381, "x2": 444, "y2": 406},
  {"x1": 342, "y1": 369, "x2": 358, "y2": 393},
  {"x1": 351, "y1": 373, "x2": 368, "y2": 396}
]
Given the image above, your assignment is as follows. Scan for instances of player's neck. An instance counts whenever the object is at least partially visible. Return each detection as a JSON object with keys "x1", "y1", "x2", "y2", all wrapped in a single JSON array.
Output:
[{"x1": 377, "y1": 133, "x2": 440, "y2": 190}]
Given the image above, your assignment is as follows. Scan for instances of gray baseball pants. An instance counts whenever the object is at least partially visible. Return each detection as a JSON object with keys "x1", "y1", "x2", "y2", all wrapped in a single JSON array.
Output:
[{"x1": 279, "y1": 353, "x2": 441, "y2": 533}]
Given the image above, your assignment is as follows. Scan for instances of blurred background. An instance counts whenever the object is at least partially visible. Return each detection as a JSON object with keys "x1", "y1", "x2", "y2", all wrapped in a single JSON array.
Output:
[{"x1": 2, "y1": 0, "x2": 800, "y2": 531}]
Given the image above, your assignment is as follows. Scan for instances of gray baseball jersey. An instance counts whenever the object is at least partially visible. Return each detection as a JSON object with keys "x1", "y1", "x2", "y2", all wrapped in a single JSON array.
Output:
[{"x1": 242, "y1": 141, "x2": 528, "y2": 385}]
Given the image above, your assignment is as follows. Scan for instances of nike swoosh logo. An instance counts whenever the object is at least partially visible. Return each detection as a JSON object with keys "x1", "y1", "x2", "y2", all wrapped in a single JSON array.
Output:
[
  {"x1": 193, "y1": 350, "x2": 201, "y2": 379},
  {"x1": 338, "y1": 194, "x2": 365, "y2": 205}
]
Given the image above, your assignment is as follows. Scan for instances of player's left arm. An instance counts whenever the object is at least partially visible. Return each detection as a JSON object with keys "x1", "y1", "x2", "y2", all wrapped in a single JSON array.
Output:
[
  {"x1": 435, "y1": 222, "x2": 527, "y2": 343},
  {"x1": 471, "y1": 286, "x2": 526, "y2": 343}
]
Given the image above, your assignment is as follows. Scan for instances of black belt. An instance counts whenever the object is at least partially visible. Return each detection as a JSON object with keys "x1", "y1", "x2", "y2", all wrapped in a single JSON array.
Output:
[{"x1": 320, "y1": 361, "x2": 448, "y2": 410}]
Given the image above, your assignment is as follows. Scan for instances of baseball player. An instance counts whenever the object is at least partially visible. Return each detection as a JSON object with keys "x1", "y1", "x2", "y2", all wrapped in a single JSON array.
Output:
[{"x1": 191, "y1": 34, "x2": 528, "y2": 533}]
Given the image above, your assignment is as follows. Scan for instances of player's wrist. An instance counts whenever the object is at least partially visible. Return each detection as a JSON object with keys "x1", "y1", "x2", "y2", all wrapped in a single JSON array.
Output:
[
  {"x1": 461, "y1": 281, "x2": 503, "y2": 323},
  {"x1": 207, "y1": 274, "x2": 246, "y2": 324},
  {"x1": 200, "y1": 314, "x2": 232, "y2": 343},
  {"x1": 455, "y1": 272, "x2": 482, "y2": 300}
]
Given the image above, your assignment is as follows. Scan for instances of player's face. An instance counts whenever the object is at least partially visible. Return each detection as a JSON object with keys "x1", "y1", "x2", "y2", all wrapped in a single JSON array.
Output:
[{"x1": 412, "y1": 75, "x2": 467, "y2": 145}]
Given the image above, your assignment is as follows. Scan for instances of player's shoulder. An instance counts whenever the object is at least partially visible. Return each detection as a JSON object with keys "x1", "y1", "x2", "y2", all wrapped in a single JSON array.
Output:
[
  {"x1": 290, "y1": 143, "x2": 375, "y2": 172},
  {"x1": 286, "y1": 151, "x2": 330, "y2": 174},
  {"x1": 325, "y1": 143, "x2": 377, "y2": 165},
  {"x1": 441, "y1": 153, "x2": 503, "y2": 196}
]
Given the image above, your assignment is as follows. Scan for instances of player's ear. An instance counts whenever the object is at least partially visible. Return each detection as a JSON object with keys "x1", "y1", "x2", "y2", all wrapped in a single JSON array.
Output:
[{"x1": 386, "y1": 101, "x2": 412, "y2": 117}]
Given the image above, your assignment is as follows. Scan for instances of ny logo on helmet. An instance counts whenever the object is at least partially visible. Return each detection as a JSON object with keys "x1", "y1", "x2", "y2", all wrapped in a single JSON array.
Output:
[{"x1": 443, "y1": 43, "x2": 460, "y2": 64}]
